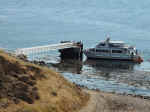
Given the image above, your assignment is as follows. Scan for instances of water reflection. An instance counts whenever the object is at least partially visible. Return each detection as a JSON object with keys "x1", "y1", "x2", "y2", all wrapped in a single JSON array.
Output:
[
  {"x1": 48, "y1": 59, "x2": 83, "y2": 74},
  {"x1": 49, "y1": 58, "x2": 138, "y2": 76},
  {"x1": 83, "y1": 59, "x2": 140, "y2": 81},
  {"x1": 84, "y1": 59, "x2": 137, "y2": 72}
]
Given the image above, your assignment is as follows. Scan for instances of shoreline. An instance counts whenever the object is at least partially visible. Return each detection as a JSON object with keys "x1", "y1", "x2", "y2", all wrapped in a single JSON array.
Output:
[
  {"x1": 79, "y1": 88, "x2": 150, "y2": 112},
  {"x1": 76, "y1": 84, "x2": 150, "y2": 100}
]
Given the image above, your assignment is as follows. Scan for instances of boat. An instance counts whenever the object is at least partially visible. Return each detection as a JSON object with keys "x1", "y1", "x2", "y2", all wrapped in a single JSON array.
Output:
[{"x1": 84, "y1": 38, "x2": 143, "y2": 63}]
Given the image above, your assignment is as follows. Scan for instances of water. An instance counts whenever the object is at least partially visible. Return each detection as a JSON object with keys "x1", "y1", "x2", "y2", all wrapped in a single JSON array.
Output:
[
  {"x1": 0, "y1": 0, "x2": 150, "y2": 96},
  {"x1": 48, "y1": 59, "x2": 150, "y2": 97}
]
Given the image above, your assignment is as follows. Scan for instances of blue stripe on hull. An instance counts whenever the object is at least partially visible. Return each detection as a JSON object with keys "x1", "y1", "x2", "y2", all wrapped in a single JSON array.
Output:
[{"x1": 87, "y1": 57, "x2": 134, "y2": 61}]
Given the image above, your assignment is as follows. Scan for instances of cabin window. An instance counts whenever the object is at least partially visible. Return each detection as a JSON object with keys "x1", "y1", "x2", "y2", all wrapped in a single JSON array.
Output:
[
  {"x1": 112, "y1": 50, "x2": 122, "y2": 53},
  {"x1": 109, "y1": 44, "x2": 115, "y2": 47},
  {"x1": 90, "y1": 48, "x2": 95, "y2": 52},
  {"x1": 109, "y1": 43, "x2": 123, "y2": 47},
  {"x1": 100, "y1": 43, "x2": 105, "y2": 46},
  {"x1": 96, "y1": 49, "x2": 109, "y2": 53}
]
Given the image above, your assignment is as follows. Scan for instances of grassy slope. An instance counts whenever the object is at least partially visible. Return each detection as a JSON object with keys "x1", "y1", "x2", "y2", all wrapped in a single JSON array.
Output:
[{"x1": 0, "y1": 51, "x2": 89, "y2": 112}]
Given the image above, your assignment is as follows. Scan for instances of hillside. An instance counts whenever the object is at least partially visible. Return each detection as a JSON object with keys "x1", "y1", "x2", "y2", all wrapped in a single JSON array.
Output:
[{"x1": 0, "y1": 50, "x2": 89, "y2": 112}]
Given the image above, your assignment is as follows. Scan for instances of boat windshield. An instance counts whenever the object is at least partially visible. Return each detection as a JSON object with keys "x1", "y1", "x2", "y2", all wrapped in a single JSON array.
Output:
[
  {"x1": 96, "y1": 42, "x2": 106, "y2": 47},
  {"x1": 109, "y1": 43, "x2": 127, "y2": 47}
]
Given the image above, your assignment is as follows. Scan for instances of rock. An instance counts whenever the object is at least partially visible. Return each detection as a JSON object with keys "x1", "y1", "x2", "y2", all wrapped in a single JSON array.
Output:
[
  {"x1": 17, "y1": 54, "x2": 28, "y2": 61},
  {"x1": 51, "y1": 91, "x2": 57, "y2": 96},
  {"x1": 17, "y1": 75, "x2": 36, "y2": 86}
]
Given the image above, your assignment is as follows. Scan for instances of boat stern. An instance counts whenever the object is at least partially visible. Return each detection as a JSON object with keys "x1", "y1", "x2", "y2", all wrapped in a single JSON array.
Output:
[{"x1": 133, "y1": 56, "x2": 143, "y2": 63}]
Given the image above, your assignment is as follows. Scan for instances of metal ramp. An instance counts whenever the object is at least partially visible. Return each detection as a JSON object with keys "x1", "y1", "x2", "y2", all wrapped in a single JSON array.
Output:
[{"x1": 15, "y1": 42, "x2": 79, "y2": 55}]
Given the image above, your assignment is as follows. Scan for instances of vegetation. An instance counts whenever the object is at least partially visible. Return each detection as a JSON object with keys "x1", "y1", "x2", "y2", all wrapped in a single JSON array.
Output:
[{"x1": 0, "y1": 50, "x2": 89, "y2": 112}]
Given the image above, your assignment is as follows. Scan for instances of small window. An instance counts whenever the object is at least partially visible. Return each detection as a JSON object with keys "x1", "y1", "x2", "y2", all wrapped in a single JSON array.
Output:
[
  {"x1": 98, "y1": 43, "x2": 105, "y2": 46},
  {"x1": 112, "y1": 50, "x2": 122, "y2": 53},
  {"x1": 100, "y1": 43, "x2": 105, "y2": 46},
  {"x1": 109, "y1": 44, "x2": 115, "y2": 47},
  {"x1": 96, "y1": 49, "x2": 109, "y2": 53},
  {"x1": 90, "y1": 48, "x2": 95, "y2": 51}
]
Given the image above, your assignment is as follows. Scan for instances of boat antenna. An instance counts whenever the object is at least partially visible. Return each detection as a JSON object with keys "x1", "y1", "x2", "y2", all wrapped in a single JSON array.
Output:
[{"x1": 106, "y1": 34, "x2": 110, "y2": 43}]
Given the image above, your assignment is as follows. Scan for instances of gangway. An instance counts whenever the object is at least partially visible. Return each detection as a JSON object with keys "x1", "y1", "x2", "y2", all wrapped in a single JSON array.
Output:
[{"x1": 15, "y1": 42, "x2": 80, "y2": 55}]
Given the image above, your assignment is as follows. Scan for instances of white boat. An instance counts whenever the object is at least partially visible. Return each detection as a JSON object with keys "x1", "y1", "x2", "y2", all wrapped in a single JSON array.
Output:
[{"x1": 84, "y1": 38, "x2": 143, "y2": 63}]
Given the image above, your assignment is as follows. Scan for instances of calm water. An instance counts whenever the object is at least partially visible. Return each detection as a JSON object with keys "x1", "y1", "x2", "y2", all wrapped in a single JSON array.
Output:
[{"x1": 1, "y1": 0, "x2": 150, "y2": 96}]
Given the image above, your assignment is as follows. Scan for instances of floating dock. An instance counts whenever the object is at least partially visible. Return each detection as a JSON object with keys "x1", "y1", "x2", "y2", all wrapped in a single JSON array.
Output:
[{"x1": 59, "y1": 41, "x2": 83, "y2": 60}]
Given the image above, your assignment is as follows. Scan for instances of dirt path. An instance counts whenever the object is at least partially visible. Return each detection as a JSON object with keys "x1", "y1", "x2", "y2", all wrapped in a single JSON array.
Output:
[{"x1": 80, "y1": 90, "x2": 150, "y2": 112}]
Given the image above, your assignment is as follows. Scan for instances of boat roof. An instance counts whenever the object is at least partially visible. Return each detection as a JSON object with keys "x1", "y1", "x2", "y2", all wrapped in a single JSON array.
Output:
[{"x1": 109, "y1": 41, "x2": 125, "y2": 44}]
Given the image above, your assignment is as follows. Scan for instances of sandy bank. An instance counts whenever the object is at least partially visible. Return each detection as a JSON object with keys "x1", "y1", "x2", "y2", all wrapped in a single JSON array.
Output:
[{"x1": 80, "y1": 89, "x2": 150, "y2": 112}]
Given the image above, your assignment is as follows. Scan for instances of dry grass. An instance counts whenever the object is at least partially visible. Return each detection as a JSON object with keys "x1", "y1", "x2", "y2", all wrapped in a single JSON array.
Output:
[{"x1": 0, "y1": 50, "x2": 89, "y2": 112}]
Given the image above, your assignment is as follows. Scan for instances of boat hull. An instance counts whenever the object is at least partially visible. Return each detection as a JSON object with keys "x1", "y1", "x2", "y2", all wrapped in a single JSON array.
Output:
[{"x1": 86, "y1": 57, "x2": 134, "y2": 61}]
